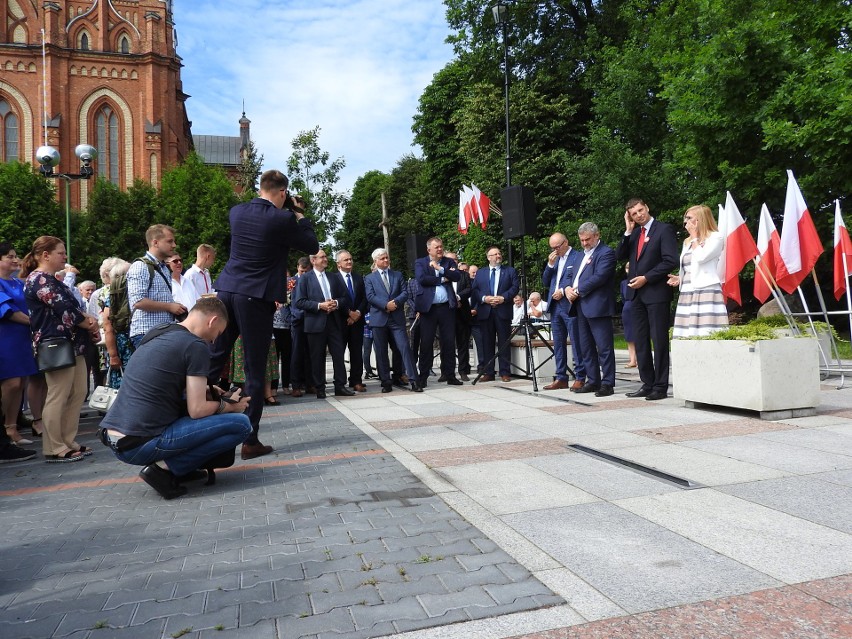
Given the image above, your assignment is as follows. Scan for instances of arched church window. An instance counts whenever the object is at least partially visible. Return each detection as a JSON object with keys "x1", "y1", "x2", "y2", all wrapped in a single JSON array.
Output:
[
  {"x1": 119, "y1": 35, "x2": 130, "y2": 54},
  {"x1": 80, "y1": 32, "x2": 90, "y2": 51},
  {"x1": 95, "y1": 105, "x2": 120, "y2": 185},
  {"x1": 0, "y1": 99, "x2": 19, "y2": 162}
]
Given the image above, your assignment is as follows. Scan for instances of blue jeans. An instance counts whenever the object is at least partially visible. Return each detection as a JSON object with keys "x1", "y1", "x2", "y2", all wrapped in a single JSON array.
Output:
[
  {"x1": 551, "y1": 311, "x2": 585, "y2": 382},
  {"x1": 111, "y1": 413, "x2": 252, "y2": 477}
]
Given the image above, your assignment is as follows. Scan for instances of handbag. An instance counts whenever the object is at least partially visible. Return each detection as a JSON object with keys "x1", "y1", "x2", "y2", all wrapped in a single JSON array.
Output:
[
  {"x1": 36, "y1": 338, "x2": 76, "y2": 372},
  {"x1": 89, "y1": 385, "x2": 119, "y2": 413}
]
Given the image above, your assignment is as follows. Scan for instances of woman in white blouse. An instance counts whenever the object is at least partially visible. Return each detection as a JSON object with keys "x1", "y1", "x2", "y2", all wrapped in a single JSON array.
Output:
[{"x1": 667, "y1": 205, "x2": 728, "y2": 337}]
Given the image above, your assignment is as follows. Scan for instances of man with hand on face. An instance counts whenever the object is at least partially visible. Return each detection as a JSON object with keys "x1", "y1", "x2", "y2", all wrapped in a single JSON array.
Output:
[
  {"x1": 293, "y1": 250, "x2": 353, "y2": 399},
  {"x1": 616, "y1": 198, "x2": 678, "y2": 401},
  {"x1": 471, "y1": 246, "x2": 519, "y2": 382},
  {"x1": 414, "y1": 237, "x2": 463, "y2": 387}
]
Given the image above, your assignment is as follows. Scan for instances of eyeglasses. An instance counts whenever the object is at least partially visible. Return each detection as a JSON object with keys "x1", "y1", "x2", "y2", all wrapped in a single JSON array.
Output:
[{"x1": 169, "y1": 259, "x2": 182, "y2": 264}]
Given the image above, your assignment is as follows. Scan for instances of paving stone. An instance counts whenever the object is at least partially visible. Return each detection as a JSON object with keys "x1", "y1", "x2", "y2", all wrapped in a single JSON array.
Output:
[
  {"x1": 275, "y1": 607, "x2": 356, "y2": 636},
  {"x1": 418, "y1": 584, "x2": 496, "y2": 616},
  {"x1": 349, "y1": 598, "x2": 429, "y2": 627}
]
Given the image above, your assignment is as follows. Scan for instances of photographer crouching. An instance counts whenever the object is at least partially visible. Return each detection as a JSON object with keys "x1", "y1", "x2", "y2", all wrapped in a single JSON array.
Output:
[{"x1": 98, "y1": 297, "x2": 252, "y2": 499}]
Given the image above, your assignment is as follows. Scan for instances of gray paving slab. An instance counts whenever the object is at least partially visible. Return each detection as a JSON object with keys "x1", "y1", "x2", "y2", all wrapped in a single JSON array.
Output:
[
  {"x1": 502, "y1": 502, "x2": 781, "y2": 614},
  {"x1": 448, "y1": 421, "x2": 552, "y2": 445}
]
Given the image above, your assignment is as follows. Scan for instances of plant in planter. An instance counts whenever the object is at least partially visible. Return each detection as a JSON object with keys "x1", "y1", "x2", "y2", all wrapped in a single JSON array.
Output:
[{"x1": 671, "y1": 318, "x2": 820, "y2": 419}]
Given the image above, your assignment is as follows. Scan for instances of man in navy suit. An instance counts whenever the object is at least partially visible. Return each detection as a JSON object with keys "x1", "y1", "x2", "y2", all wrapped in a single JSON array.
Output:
[
  {"x1": 414, "y1": 237, "x2": 463, "y2": 387},
  {"x1": 209, "y1": 170, "x2": 318, "y2": 460},
  {"x1": 364, "y1": 248, "x2": 421, "y2": 393},
  {"x1": 542, "y1": 232, "x2": 586, "y2": 391},
  {"x1": 333, "y1": 250, "x2": 368, "y2": 392},
  {"x1": 445, "y1": 252, "x2": 473, "y2": 381},
  {"x1": 471, "y1": 246, "x2": 520, "y2": 382},
  {"x1": 566, "y1": 222, "x2": 617, "y2": 397},
  {"x1": 293, "y1": 249, "x2": 354, "y2": 399},
  {"x1": 616, "y1": 198, "x2": 679, "y2": 401}
]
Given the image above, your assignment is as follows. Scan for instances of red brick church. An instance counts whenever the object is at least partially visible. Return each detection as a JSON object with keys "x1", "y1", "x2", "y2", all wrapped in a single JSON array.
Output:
[{"x1": 0, "y1": 0, "x2": 227, "y2": 208}]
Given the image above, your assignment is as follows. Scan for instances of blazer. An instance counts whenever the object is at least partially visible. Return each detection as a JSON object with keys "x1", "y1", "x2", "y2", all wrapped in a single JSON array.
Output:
[
  {"x1": 454, "y1": 270, "x2": 473, "y2": 325},
  {"x1": 679, "y1": 231, "x2": 724, "y2": 291},
  {"x1": 333, "y1": 270, "x2": 368, "y2": 317},
  {"x1": 571, "y1": 243, "x2": 617, "y2": 319},
  {"x1": 214, "y1": 198, "x2": 319, "y2": 302},
  {"x1": 542, "y1": 247, "x2": 584, "y2": 317},
  {"x1": 471, "y1": 265, "x2": 520, "y2": 321},
  {"x1": 413, "y1": 256, "x2": 462, "y2": 312},
  {"x1": 616, "y1": 218, "x2": 679, "y2": 304},
  {"x1": 364, "y1": 269, "x2": 408, "y2": 328},
  {"x1": 293, "y1": 269, "x2": 348, "y2": 334}
]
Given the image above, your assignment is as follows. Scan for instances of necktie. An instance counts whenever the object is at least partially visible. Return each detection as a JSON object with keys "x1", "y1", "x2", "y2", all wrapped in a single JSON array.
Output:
[
  {"x1": 637, "y1": 226, "x2": 646, "y2": 260},
  {"x1": 320, "y1": 273, "x2": 331, "y2": 300},
  {"x1": 490, "y1": 268, "x2": 496, "y2": 297},
  {"x1": 382, "y1": 270, "x2": 390, "y2": 293},
  {"x1": 345, "y1": 273, "x2": 355, "y2": 302},
  {"x1": 203, "y1": 269, "x2": 210, "y2": 293}
]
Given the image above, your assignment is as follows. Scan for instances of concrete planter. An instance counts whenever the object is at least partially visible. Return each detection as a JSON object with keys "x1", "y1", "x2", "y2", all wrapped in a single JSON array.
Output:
[
  {"x1": 510, "y1": 338, "x2": 556, "y2": 380},
  {"x1": 671, "y1": 337, "x2": 820, "y2": 419}
]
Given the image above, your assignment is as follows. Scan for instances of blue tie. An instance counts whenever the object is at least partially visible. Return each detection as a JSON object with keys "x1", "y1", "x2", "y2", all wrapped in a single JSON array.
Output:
[
  {"x1": 490, "y1": 268, "x2": 496, "y2": 297},
  {"x1": 346, "y1": 273, "x2": 355, "y2": 302}
]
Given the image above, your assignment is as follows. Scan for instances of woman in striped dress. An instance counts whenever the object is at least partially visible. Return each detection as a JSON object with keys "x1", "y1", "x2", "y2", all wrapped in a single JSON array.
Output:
[{"x1": 668, "y1": 205, "x2": 728, "y2": 338}]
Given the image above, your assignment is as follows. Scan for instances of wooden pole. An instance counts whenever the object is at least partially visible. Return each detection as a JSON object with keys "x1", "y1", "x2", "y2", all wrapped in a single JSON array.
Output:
[{"x1": 380, "y1": 192, "x2": 390, "y2": 254}]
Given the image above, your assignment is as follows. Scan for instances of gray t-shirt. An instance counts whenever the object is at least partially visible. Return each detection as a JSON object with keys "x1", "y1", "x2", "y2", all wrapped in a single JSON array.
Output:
[{"x1": 101, "y1": 325, "x2": 210, "y2": 437}]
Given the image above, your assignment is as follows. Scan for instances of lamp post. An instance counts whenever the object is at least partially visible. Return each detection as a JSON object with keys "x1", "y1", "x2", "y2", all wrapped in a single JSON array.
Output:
[
  {"x1": 492, "y1": 1, "x2": 511, "y2": 189},
  {"x1": 34, "y1": 143, "x2": 98, "y2": 263}
]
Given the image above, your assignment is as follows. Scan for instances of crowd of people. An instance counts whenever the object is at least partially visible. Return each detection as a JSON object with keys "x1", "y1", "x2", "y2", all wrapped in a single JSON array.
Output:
[{"x1": 0, "y1": 184, "x2": 727, "y2": 499}]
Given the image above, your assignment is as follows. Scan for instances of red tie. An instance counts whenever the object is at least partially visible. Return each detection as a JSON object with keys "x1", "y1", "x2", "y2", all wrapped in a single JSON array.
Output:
[{"x1": 637, "y1": 226, "x2": 646, "y2": 260}]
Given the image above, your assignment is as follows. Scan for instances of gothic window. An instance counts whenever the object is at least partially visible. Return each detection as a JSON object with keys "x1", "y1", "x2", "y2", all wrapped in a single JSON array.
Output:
[
  {"x1": 80, "y1": 32, "x2": 89, "y2": 50},
  {"x1": 95, "y1": 105, "x2": 120, "y2": 184},
  {"x1": 0, "y1": 99, "x2": 19, "y2": 162},
  {"x1": 119, "y1": 35, "x2": 130, "y2": 54}
]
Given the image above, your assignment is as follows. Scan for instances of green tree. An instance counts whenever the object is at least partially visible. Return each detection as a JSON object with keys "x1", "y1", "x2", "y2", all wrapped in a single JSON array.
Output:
[
  {"x1": 0, "y1": 161, "x2": 62, "y2": 257},
  {"x1": 236, "y1": 139, "x2": 264, "y2": 195},
  {"x1": 339, "y1": 170, "x2": 393, "y2": 271},
  {"x1": 286, "y1": 126, "x2": 348, "y2": 245}
]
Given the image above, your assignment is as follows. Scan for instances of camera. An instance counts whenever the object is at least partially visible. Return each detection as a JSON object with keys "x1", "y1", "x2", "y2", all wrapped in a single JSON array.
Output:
[{"x1": 284, "y1": 193, "x2": 306, "y2": 213}]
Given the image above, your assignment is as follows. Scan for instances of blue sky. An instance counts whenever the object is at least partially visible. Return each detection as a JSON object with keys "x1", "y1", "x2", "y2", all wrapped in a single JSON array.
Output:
[{"x1": 172, "y1": 0, "x2": 455, "y2": 196}]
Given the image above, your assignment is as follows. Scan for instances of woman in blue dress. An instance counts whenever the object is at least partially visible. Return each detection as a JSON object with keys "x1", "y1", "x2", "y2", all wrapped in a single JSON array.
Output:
[{"x1": 0, "y1": 241, "x2": 39, "y2": 445}]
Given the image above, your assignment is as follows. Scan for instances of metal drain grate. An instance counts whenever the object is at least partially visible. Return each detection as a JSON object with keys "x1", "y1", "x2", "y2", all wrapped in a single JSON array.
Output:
[{"x1": 567, "y1": 444, "x2": 705, "y2": 489}]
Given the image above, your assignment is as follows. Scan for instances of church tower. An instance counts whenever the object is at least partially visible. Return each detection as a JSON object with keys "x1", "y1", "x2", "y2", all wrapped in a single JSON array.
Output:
[{"x1": 0, "y1": 0, "x2": 192, "y2": 207}]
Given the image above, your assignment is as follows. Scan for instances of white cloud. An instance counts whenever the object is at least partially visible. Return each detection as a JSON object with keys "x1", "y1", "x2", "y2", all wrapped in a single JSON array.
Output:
[{"x1": 172, "y1": 0, "x2": 454, "y2": 196}]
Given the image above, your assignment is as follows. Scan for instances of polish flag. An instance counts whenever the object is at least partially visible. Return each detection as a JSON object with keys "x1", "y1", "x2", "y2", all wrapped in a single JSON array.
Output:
[
  {"x1": 833, "y1": 201, "x2": 852, "y2": 301},
  {"x1": 458, "y1": 189, "x2": 470, "y2": 234},
  {"x1": 776, "y1": 170, "x2": 824, "y2": 293},
  {"x1": 718, "y1": 191, "x2": 759, "y2": 306},
  {"x1": 471, "y1": 184, "x2": 491, "y2": 229},
  {"x1": 754, "y1": 204, "x2": 781, "y2": 304}
]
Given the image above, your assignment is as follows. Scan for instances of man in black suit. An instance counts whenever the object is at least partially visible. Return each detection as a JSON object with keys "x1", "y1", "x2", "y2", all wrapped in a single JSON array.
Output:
[
  {"x1": 445, "y1": 252, "x2": 473, "y2": 381},
  {"x1": 414, "y1": 237, "x2": 463, "y2": 387},
  {"x1": 616, "y1": 198, "x2": 679, "y2": 401},
  {"x1": 333, "y1": 250, "x2": 367, "y2": 392},
  {"x1": 293, "y1": 250, "x2": 354, "y2": 399},
  {"x1": 289, "y1": 256, "x2": 313, "y2": 397},
  {"x1": 209, "y1": 170, "x2": 318, "y2": 460},
  {"x1": 471, "y1": 246, "x2": 520, "y2": 382}
]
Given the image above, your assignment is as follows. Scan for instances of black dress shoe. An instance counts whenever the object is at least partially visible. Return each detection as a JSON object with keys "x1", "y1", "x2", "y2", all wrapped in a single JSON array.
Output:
[
  {"x1": 335, "y1": 387, "x2": 356, "y2": 396},
  {"x1": 574, "y1": 383, "x2": 600, "y2": 394},
  {"x1": 175, "y1": 469, "x2": 208, "y2": 483},
  {"x1": 645, "y1": 390, "x2": 667, "y2": 401},
  {"x1": 625, "y1": 388, "x2": 651, "y2": 398},
  {"x1": 595, "y1": 385, "x2": 614, "y2": 397},
  {"x1": 139, "y1": 464, "x2": 187, "y2": 500},
  {"x1": 381, "y1": 385, "x2": 393, "y2": 393},
  {"x1": 392, "y1": 378, "x2": 407, "y2": 388},
  {"x1": 459, "y1": 373, "x2": 470, "y2": 381},
  {"x1": 316, "y1": 390, "x2": 327, "y2": 399},
  {"x1": 410, "y1": 382, "x2": 423, "y2": 393},
  {"x1": 437, "y1": 374, "x2": 448, "y2": 382},
  {"x1": 446, "y1": 377, "x2": 463, "y2": 385}
]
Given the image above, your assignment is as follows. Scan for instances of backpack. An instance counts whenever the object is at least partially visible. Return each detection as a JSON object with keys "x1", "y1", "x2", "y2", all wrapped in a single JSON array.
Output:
[{"x1": 109, "y1": 258, "x2": 157, "y2": 334}]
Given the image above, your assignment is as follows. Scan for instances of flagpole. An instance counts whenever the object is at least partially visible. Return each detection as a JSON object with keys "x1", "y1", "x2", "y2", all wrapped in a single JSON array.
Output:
[
  {"x1": 752, "y1": 258, "x2": 799, "y2": 333},
  {"x1": 809, "y1": 270, "x2": 844, "y2": 375}
]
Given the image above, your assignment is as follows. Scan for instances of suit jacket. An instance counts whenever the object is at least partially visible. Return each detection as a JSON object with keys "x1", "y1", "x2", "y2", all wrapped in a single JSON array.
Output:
[
  {"x1": 680, "y1": 231, "x2": 724, "y2": 290},
  {"x1": 293, "y1": 269, "x2": 348, "y2": 334},
  {"x1": 471, "y1": 265, "x2": 520, "y2": 321},
  {"x1": 214, "y1": 198, "x2": 319, "y2": 302},
  {"x1": 453, "y1": 271, "x2": 473, "y2": 325},
  {"x1": 364, "y1": 269, "x2": 408, "y2": 328},
  {"x1": 413, "y1": 256, "x2": 462, "y2": 312},
  {"x1": 616, "y1": 219, "x2": 679, "y2": 304},
  {"x1": 333, "y1": 270, "x2": 368, "y2": 320},
  {"x1": 542, "y1": 247, "x2": 583, "y2": 317},
  {"x1": 571, "y1": 244, "x2": 617, "y2": 318}
]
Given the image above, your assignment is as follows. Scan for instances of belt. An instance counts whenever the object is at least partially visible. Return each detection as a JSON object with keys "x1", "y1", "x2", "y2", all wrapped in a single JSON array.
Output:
[{"x1": 432, "y1": 302, "x2": 449, "y2": 306}]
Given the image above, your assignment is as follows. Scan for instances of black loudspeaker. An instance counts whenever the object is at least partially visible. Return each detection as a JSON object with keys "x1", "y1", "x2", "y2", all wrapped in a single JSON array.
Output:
[
  {"x1": 406, "y1": 233, "x2": 428, "y2": 273},
  {"x1": 501, "y1": 185, "x2": 537, "y2": 239}
]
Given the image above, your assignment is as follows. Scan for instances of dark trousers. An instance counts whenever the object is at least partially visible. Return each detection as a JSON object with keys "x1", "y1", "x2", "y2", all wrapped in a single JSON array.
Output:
[
  {"x1": 272, "y1": 328, "x2": 291, "y2": 388},
  {"x1": 341, "y1": 319, "x2": 364, "y2": 387},
  {"x1": 480, "y1": 313, "x2": 512, "y2": 377},
  {"x1": 418, "y1": 303, "x2": 455, "y2": 383},
  {"x1": 209, "y1": 291, "x2": 275, "y2": 445},
  {"x1": 632, "y1": 298, "x2": 671, "y2": 392},
  {"x1": 470, "y1": 323, "x2": 485, "y2": 373},
  {"x1": 576, "y1": 307, "x2": 615, "y2": 387},
  {"x1": 455, "y1": 316, "x2": 472, "y2": 374},
  {"x1": 290, "y1": 322, "x2": 313, "y2": 390},
  {"x1": 373, "y1": 317, "x2": 417, "y2": 387},
  {"x1": 306, "y1": 326, "x2": 347, "y2": 392}
]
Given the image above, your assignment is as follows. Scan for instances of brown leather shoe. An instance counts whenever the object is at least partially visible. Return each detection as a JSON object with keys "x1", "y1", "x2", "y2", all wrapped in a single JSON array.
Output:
[
  {"x1": 570, "y1": 380, "x2": 585, "y2": 391},
  {"x1": 479, "y1": 374, "x2": 495, "y2": 382},
  {"x1": 543, "y1": 379, "x2": 570, "y2": 391},
  {"x1": 500, "y1": 375, "x2": 512, "y2": 382},
  {"x1": 290, "y1": 388, "x2": 304, "y2": 398},
  {"x1": 352, "y1": 384, "x2": 367, "y2": 392},
  {"x1": 241, "y1": 442, "x2": 273, "y2": 460}
]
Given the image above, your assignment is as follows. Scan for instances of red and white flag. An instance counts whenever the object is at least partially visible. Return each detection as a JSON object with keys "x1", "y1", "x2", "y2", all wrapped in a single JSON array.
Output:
[
  {"x1": 776, "y1": 170, "x2": 824, "y2": 293},
  {"x1": 471, "y1": 184, "x2": 490, "y2": 229},
  {"x1": 718, "y1": 191, "x2": 759, "y2": 306},
  {"x1": 754, "y1": 203, "x2": 781, "y2": 304},
  {"x1": 833, "y1": 200, "x2": 852, "y2": 301},
  {"x1": 458, "y1": 189, "x2": 469, "y2": 234},
  {"x1": 458, "y1": 187, "x2": 475, "y2": 234}
]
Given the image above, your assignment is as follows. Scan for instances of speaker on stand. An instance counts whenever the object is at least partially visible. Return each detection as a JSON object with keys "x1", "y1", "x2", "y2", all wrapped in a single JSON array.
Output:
[
  {"x1": 405, "y1": 233, "x2": 428, "y2": 274},
  {"x1": 501, "y1": 185, "x2": 537, "y2": 240}
]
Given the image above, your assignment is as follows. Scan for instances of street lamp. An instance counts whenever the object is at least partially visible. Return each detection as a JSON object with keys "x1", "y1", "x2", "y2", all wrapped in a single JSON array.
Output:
[
  {"x1": 492, "y1": 1, "x2": 511, "y2": 188},
  {"x1": 34, "y1": 143, "x2": 98, "y2": 263}
]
